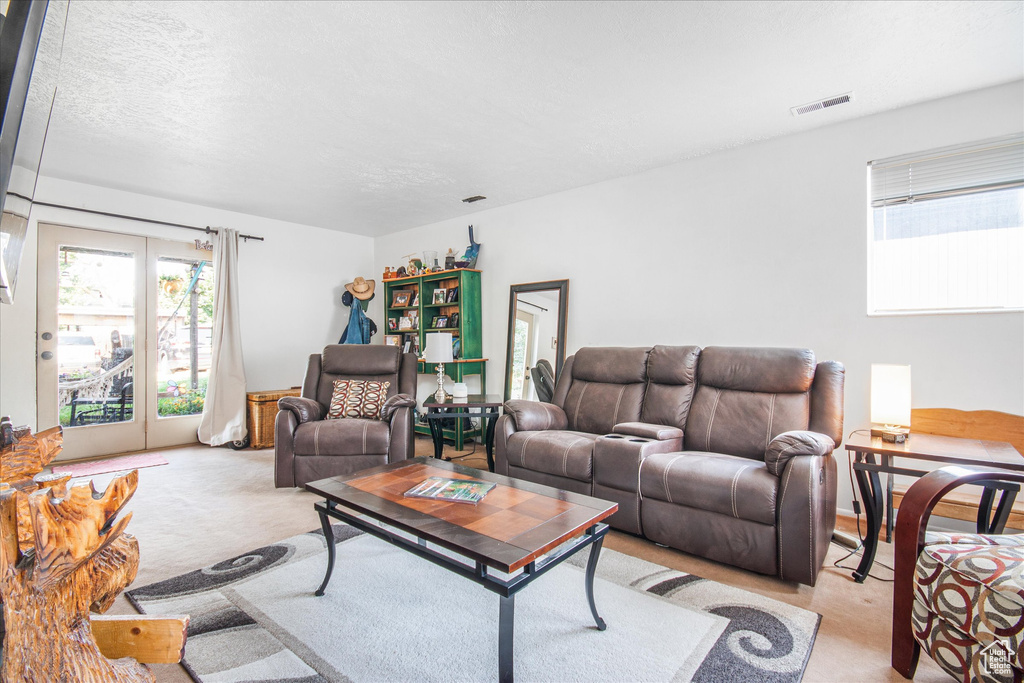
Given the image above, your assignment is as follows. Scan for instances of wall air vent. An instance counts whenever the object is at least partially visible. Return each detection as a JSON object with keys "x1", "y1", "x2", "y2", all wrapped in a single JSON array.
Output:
[{"x1": 790, "y1": 91, "x2": 853, "y2": 116}]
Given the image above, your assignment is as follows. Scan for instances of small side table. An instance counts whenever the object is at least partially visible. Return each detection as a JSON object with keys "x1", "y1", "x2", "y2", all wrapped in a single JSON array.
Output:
[
  {"x1": 845, "y1": 431, "x2": 1024, "y2": 583},
  {"x1": 422, "y1": 394, "x2": 503, "y2": 471}
]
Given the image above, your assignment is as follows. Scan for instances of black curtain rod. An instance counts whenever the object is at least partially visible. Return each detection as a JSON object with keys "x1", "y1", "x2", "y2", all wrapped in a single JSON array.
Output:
[{"x1": 9, "y1": 193, "x2": 265, "y2": 242}]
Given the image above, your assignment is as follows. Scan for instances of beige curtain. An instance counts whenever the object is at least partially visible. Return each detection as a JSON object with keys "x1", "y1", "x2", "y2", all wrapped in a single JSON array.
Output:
[{"x1": 198, "y1": 228, "x2": 247, "y2": 446}]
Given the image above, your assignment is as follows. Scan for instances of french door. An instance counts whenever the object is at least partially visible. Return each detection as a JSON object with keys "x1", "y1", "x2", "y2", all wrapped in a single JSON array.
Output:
[{"x1": 37, "y1": 224, "x2": 214, "y2": 460}]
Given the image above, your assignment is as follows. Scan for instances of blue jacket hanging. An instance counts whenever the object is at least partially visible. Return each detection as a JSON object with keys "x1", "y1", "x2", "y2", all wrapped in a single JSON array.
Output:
[{"x1": 341, "y1": 302, "x2": 372, "y2": 344}]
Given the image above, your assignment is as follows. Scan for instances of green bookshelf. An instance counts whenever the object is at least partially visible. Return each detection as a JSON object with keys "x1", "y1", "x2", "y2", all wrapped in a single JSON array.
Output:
[{"x1": 383, "y1": 268, "x2": 485, "y2": 449}]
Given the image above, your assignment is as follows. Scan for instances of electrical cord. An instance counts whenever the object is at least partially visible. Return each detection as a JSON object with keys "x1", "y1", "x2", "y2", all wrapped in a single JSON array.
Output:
[{"x1": 832, "y1": 428, "x2": 895, "y2": 582}]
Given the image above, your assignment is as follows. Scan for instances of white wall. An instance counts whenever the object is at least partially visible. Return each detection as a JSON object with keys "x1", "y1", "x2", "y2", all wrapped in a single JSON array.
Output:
[
  {"x1": 373, "y1": 81, "x2": 1024, "y2": 513},
  {"x1": 0, "y1": 178, "x2": 374, "y2": 429}
]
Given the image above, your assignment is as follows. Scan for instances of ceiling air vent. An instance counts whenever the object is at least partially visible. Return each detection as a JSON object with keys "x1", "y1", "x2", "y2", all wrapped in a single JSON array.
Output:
[{"x1": 790, "y1": 91, "x2": 853, "y2": 116}]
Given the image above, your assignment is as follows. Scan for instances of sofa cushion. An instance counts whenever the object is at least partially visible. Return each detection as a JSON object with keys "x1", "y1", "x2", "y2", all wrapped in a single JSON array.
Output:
[
  {"x1": 571, "y1": 347, "x2": 650, "y2": 384},
  {"x1": 639, "y1": 451, "x2": 778, "y2": 525},
  {"x1": 640, "y1": 345, "x2": 701, "y2": 431},
  {"x1": 685, "y1": 388, "x2": 810, "y2": 460},
  {"x1": 563, "y1": 380, "x2": 646, "y2": 436},
  {"x1": 697, "y1": 346, "x2": 816, "y2": 393},
  {"x1": 323, "y1": 344, "x2": 401, "y2": 375},
  {"x1": 504, "y1": 430, "x2": 598, "y2": 483},
  {"x1": 327, "y1": 379, "x2": 391, "y2": 420},
  {"x1": 293, "y1": 418, "x2": 391, "y2": 456}
]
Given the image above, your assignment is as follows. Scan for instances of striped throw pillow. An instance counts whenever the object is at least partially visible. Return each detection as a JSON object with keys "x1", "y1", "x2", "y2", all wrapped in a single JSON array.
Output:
[{"x1": 327, "y1": 379, "x2": 391, "y2": 420}]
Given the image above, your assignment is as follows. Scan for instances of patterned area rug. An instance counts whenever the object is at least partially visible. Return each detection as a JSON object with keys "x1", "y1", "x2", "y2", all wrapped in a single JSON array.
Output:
[
  {"x1": 127, "y1": 526, "x2": 820, "y2": 682},
  {"x1": 51, "y1": 452, "x2": 168, "y2": 478}
]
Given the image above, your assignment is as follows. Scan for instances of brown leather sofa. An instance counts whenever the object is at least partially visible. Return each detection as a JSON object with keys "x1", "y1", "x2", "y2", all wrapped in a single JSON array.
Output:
[
  {"x1": 495, "y1": 345, "x2": 844, "y2": 586},
  {"x1": 274, "y1": 345, "x2": 417, "y2": 488}
]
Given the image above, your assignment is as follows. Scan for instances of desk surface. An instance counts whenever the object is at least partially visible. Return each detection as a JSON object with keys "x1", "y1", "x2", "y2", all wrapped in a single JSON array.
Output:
[{"x1": 845, "y1": 431, "x2": 1024, "y2": 471}]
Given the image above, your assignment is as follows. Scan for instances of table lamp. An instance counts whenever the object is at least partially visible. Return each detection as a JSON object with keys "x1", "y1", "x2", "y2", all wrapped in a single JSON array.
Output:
[
  {"x1": 424, "y1": 332, "x2": 454, "y2": 402},
  {"x1": 870, "y1": 363, "x2": 911, "y2": 442}
]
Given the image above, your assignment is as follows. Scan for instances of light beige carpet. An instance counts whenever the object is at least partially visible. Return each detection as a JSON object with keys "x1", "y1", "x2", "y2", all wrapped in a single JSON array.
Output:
[{"x1": 79, "y1": 437, "x2": 951, "y2": 682}]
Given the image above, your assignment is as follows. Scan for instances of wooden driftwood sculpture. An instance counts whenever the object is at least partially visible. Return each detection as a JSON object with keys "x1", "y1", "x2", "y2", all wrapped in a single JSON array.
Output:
[{"x1": 0, "y1": 417, "x2": 188, "y2": 682}]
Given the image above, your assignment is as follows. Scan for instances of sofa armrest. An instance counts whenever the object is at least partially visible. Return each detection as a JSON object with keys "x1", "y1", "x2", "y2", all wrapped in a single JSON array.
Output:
[
  {"x1": 765, "y1": 430, "x2": 835, "y2": 476},
  {"x1": 278, "y1": 396, "x2": 325, "y2": 424},
  {"x1": 613, "y1": 422, "x2": 683, "y2": 441},
  {"x1": 382, "y1": 393, "x2": 417, "y2": 422},
  {"x1": 387, "y1": 405, "x2": 415, "y2": 463},
  {"x1": 274, "y1": 409, "x2": 299, "y2": 488},
  {"x1": 776, "y1": 452, "x2": 836, "y2": 586},
  {"x1": 503, "y1": 400, "x2": 568, "y2": 431}
]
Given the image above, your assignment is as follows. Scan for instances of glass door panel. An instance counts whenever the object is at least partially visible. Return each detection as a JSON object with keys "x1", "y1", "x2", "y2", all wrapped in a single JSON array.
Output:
[
  {"x1": 145, "y1": 238, "x2": 213, "y2": 449},
  {"x1": 156, "y1": 258, "x2": 213, "y2": 418},
  {"x1": 37, "y1": 225, "x2": 147, "y2": 460},
  {"x1": 57, "y1": 247, "x2": 136, "y2": 427}
]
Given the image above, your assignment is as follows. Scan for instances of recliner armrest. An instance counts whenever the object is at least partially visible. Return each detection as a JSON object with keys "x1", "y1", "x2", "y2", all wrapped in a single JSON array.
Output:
[
  {"x1": 503, "y1": 400, "x2": 568, "y2": 431},
  {"x1": 765, "y1": 430, "x2": 835, "y2": 476},
  {"x1": 612, "y1": 422, "x2": 683, "y2": 441},
  {"x1": 382, "y1": 393, "x2": 417, "y2": 421},
  {"x1": 278, "y1": 396, "x2": 325, "y2": 424}
]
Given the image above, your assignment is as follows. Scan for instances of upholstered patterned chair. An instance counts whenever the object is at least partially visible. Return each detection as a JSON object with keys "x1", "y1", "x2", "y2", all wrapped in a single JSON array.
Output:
[
  {"x1": 274, "y1": 345, "x2": 417, "y2": 488},
  {"x1": 892, "y1": 466, "x2": 1024, "y2": 682}
]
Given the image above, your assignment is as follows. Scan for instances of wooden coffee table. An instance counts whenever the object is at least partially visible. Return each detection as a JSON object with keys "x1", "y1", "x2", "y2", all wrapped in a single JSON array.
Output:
[{"x1": 305, "y1": 457, "x2": 618, "y2": 683}]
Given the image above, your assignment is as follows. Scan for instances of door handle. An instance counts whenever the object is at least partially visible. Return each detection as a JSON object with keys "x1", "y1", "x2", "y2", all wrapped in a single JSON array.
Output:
[
  {"x1": 41, "y1": 332, "x2": 53, "y2": 340},
  {"x1": 41, "y1": 351, "x2": 54, "y2": 360}
]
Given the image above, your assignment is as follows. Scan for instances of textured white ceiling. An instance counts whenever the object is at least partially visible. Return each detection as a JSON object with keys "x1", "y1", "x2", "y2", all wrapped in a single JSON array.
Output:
[{"x1": 35, "y1": 0, "x2": 1024, "y2": 236}]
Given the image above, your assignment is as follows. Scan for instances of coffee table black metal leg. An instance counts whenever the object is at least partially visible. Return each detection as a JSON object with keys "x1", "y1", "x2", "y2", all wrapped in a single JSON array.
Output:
[
  {"x1": 498, "y1": 593, "x2": 515, "y2": 683},
  {"x1": 585, "y1": 535, "x2": 607, "y2": 630},
  {"x1": 853, "y1": 453, "x2": 882, "y2": 583},
  {"x1": 315, "y1": 506, "x2": 336, "y2": 597}
]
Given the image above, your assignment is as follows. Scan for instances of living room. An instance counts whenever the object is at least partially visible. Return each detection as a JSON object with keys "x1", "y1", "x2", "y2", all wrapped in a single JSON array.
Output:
[{"x1": 1, "y1": 1, "x2": 1022, "y2": 682}]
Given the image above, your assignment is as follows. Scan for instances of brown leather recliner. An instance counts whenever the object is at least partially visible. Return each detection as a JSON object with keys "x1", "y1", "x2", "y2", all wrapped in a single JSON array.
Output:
[
  {"x1": 495, "y1": 345, "x2": 844, "y2": 586},
  {"x1": 274, "y1": 345, "x2": 418, "y2": 488}
]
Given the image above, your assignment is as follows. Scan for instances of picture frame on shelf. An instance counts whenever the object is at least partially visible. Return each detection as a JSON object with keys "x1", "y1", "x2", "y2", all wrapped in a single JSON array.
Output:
[
  {"x1": 399, "y1": 316, "x2": 415, "y2": 331},
  {"x1": 384, "y1": 335, "x2": 401, "y2": 347},
  {"x1": 432, "y1": 289, "x2": 447, "y2": 305},
  {"x1": 450, "y1": 312, "x2": 459, "y2": 328},
  {"x1": 432, "y1": 315, "x2": 448, "y2": 329},
  {"x1": 387, "y1": 318, "x2": 398, "y2": 331},
  {"x1": 403, "y1": 339, "x2": 412, "y2": 354},
  {"x1": 411, "y1": 292, "x2": 419, "y2": 306},
  {"x1": 446, "y1": 287, "x2": 459, "y2": 303},
  {"x1": 452, "y1": 337, "x2": 461, "y2": 359},
  {"x1": 392, "y1": 290, "x2": 413, "y2": 307}
]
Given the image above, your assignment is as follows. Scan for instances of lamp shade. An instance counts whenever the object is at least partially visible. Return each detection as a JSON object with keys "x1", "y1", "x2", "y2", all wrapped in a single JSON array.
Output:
[
  {"x1": 870, "y1": 364, "x2": 911, "y2": 427},
  {"x1": 423, "y1": 332, "x2": 454, "y2": 364}
]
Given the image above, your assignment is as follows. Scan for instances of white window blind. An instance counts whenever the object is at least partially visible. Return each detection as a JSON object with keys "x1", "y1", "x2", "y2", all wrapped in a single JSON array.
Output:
[{"x1": 867, "y1": 134, "x2": 1024, "y2": 314}]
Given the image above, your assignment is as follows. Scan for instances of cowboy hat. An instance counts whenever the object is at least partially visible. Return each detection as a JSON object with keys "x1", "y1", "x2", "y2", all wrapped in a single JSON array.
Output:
[{"x1": 345, "y1": 276, "x2": 376, "y2": 300}]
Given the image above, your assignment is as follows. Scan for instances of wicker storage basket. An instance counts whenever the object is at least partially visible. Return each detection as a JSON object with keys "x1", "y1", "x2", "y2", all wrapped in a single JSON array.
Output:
[{"x1": 246, "y1": 388, "x2": 301, "y2": 449}]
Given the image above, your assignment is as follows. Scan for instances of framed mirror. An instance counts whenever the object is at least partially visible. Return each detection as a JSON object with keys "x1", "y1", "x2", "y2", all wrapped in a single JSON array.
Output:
[{"x1": 503, "y1": 279, "x2": 568, "y2": 402}]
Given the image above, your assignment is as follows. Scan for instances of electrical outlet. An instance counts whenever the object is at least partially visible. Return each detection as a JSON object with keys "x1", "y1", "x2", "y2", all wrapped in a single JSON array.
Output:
[{"x1": 551, "y1": 337, "x2": 557, "y2": 349}]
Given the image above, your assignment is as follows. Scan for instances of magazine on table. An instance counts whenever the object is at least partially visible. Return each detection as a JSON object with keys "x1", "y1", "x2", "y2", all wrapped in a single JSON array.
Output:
[{"x1": 404, "y1": 476, "x2": 495, "y2": 504}]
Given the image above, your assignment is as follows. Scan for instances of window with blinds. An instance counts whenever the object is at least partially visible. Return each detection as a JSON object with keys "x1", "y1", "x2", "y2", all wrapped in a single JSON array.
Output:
[{"x1": 867, "y1": 133, "x2": 1023, "y2": 314}]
